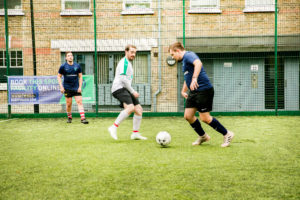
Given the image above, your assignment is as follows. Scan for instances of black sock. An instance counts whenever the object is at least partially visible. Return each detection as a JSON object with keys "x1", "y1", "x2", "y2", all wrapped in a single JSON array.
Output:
[
  {"x1": 209, "y1": 117, "x2": 227, "y2": 135},
  {"x1": 190, "y1": 119, "x2": 205, "y2": 136}
]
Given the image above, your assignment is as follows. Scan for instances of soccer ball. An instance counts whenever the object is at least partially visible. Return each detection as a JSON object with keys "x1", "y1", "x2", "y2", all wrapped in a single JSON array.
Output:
[{"x1": 156, "y1": 131, "x2": 171, "y2": 146}]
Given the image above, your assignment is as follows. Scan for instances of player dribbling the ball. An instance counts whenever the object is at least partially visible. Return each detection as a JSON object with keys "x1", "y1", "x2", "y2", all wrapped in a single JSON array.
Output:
[{"x1": 169, "y1": 42, "x2": 234, "y2": 147}]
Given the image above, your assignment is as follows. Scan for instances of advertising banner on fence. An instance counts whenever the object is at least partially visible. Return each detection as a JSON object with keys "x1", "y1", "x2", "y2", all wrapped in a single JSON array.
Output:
[{"x1": 8, "y1": 76, "x2": 95, "y2": 105}]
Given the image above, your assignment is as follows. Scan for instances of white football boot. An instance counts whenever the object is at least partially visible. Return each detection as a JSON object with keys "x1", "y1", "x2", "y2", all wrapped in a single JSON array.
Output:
[
  {"x1": 108, "y1": 125, "x2": 118, "y2": 140},
  {"x1": 192, "y1": 133, "x2": 211, "y2": 146},
  {"x1": 221, "y1": 131, "x2": 234, "y2": 147},
  {"x1": 131, "y1": 133, "x2": 147, "y2": 140}
]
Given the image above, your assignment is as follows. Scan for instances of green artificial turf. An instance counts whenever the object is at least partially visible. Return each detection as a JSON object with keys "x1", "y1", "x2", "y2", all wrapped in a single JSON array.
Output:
[{"x1": 0, "y1": 116, "x2": 299, "y2": 200}]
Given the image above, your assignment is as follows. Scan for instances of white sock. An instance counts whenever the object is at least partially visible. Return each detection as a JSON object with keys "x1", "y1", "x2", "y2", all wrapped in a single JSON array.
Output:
[
  {"x1": 114, "y1": 110, "x2": 129, "y2": 127},
  {"x1": 133, "y1": 114, "x2": 142, "y2": 132}
]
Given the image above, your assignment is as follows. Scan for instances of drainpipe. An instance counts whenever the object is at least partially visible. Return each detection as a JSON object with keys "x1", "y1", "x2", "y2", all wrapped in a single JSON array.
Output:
[
  {"x1": 154, "y1": 0, "x2": 161, "y2": 112},
  {"x1": 4, "y1": 0, "x2": 11, "y2": 118},
  {"x1": 93, "y1": 0, "x2": 98, "y2": 116}
]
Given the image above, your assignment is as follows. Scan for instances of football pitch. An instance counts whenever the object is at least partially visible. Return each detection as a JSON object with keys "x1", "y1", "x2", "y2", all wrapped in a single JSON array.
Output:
[{"x1": 0, "y1": 116, "x2": 299, "y2": 200}]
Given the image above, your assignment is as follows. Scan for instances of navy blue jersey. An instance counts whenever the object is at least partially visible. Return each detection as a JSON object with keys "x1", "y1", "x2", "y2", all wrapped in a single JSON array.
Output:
[
  {"x1": 58, "y1": 62, "x2": 82, "y2": 91},
  {"x1": 182, "y1": 51, "x2": 212, "y2": 91}
]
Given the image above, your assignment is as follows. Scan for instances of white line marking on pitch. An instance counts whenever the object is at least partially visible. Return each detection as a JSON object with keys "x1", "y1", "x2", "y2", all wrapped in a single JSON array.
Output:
[{"x1": 0, "y1": 118, "x2": 18, "y2": 123}]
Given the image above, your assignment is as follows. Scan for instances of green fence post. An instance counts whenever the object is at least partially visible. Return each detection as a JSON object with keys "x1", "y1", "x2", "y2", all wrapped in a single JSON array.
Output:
[
  {"x1": 274, "y1": 0, "x2": 278, "y2": 115},
  {"x1": 182, "y1": 0, "x2": 185, "y2": 47},
  {"x1": 93, "y1": 0, "x2": 99, "y2": 116},
  {"x1": 4, "y1": 0, "x2": 11, "y2": 118},
  {"x1": 182, "y1": 0, "x2": 186, "y2": 108}
]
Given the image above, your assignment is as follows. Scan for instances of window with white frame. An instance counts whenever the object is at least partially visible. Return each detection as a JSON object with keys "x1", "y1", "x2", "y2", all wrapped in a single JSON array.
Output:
[
  {"x1": 0, "y1": 0, "x2": 23, "y2": 16},
  {"x1": 0, "y1": 50, "x2": 23, "y2": 85},
  {"x1": 0, "y1": 50, "x2": 23, "y2": 68},
  {"x1": 122, "y1": 0, "x2": 154, "y2": 15},
  {"x1": 61, "y1": 0, "x2": 92, "y2": 16},
  {"x1": 97, "y1": 52, "x2": 150, "y2": 84},
  {"x1": 189, "y1": 0, "x2": 221, "y2": 14},
  {"x1": 244, "y1": 0, "x2": 275, "y2": 12}
]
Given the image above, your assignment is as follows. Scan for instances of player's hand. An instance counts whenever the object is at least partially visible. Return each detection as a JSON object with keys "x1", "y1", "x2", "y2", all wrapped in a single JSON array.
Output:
[
  {"x1": 60, "y1": 87, "x2": 65, "y2": 94},
  {"x1": 190, "y1": 78, "x2": 199, "y2": 91},
  {"x1": 133, "y1": 91, "x2": 139, "y2": 98},
  {"x1": 181, "y1": 91, "x2": 188, "y2": 99},
  {"x1": 77, "y1": 88, "x2": 82, "y2": 93}
]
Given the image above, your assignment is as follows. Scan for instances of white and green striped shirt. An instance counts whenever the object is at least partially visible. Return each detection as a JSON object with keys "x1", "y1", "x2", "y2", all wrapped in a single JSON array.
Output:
[{"x1": 111, "y1": 57, "x2": 135, "y2": 93}]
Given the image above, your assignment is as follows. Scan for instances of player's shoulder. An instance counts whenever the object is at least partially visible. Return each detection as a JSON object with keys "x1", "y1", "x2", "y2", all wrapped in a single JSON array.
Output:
[
  {"x1": 186, "y1": 51, "x2": 199, "y2": 58},
  {"x1": 73, "y1": 62, "x2": 81, "y2": 67},
  {"x1": 117, "y1": 57, "x2": 127, "y2": 66},
  {"x1": 120, "y1": 57, "x2": 127, "y2": 63},
  {"x1": 184, "y1": 51, "x2": 199, "y2": 63},
  {"x1": 59, "y1": 62, "x2": 67, "y2": 69}
]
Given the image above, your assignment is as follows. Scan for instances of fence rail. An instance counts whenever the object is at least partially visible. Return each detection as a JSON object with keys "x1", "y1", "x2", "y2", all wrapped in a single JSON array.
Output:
[{"x1": 1, "y1": 0, "x2": 300, "y2": 118}]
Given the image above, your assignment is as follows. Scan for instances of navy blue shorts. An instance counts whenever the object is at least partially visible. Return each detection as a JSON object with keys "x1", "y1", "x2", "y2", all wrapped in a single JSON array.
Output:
[{"x1": 186, "y1": 87, "x2": 214, "y2": 113}]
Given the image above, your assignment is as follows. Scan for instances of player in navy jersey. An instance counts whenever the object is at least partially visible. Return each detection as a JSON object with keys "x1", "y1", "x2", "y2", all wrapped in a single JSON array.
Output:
[
  {"x1": 169, "y1": 42, "x2": 233, "y2": 147},
  {"x1": 57, "y1": 51, "x2": 88, "y2": 124}
]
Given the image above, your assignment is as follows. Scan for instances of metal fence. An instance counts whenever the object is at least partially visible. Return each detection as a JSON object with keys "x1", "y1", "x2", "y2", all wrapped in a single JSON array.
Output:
[{"x1": 1, "y1": 0, "x2": 300, "y2": 118}]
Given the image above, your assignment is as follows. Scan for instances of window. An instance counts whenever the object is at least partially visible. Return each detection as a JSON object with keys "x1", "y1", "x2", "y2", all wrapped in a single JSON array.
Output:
[
  {"x1": 97, "y1": 52, "x2": 150, "y2": 84},
  {"x1": 0, "y1": 50, "x2": 23, "y2": 68},
  {"x1": 61, "y1": 0, "x2": 92, "y2": 16},
  {"x1": 0, "y1": 0, "x2": 23, "y2": 16},
  {"x1": 0, "y1": 50, "x2": 23, "y2": 85},
  {"x1": 189, "y1": 0, "x2": 221, "y2": 14},
  {"x1": 0, "y1": 51, "x2": 5, "y2": 68},
  {"x1": 244, "y1": 0, "x2": 275, "y2": 13},
  {"x1": 122, "y1": 0, "x2": 154, "y2": 15},
  {"x1": 97, "y1": 52, "x2": 151, "y2": 106},
  {"x1": 73, "y1": 54, "x2": 86, "y2": 74},
  {"x1": 265, "y1": 56, "x2": 284, "y2": 109}
]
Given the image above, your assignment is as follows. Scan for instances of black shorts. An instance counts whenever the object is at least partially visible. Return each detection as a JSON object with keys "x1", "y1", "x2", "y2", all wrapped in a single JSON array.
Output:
[
  {"x1": 112, "y1": 88, "x2": 140, "y2": 108},
  {"x1": 64, "y1": 89, "x2": 82, "y2": 98},
  {"x1": 186, "y1": 87, "x2": 214, "y2": 113}
]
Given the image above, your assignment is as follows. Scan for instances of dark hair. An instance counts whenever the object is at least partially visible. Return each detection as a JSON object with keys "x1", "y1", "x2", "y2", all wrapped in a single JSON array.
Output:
[
  {"x1": 169, "y1": 42, "x2": 185, "y2": 52},
  {"x1": 125, "y1": 44, "x2": 137, "y2": 51}
]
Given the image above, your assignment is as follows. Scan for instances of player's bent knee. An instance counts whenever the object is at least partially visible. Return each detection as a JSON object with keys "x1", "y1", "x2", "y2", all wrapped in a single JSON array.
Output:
[
  {"x1": 126, "y1": 104, "x2": 135, "y2": 113},
  {"x1": 200, "y1": 116, "x2": 212, "y2": 124},
  {"x1": 202, "y1": 119, "x2": 210, "y2": 124},
  {"x1": 66, "y1": 103, "x2": 72, "y2": 108},
  {"x1": 134, "y1": 108, "x2": 143, "y2": 116},
  {"x1": 134, "y1": 105, "x2": 143, "y2": 113},
  {"x1": 184, "y1": 114, "x2": 193, "y2": 122}
]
